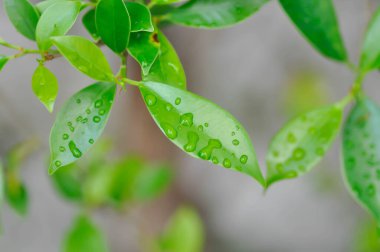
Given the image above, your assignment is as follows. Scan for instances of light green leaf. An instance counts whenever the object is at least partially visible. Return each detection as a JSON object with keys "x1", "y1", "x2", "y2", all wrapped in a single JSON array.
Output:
[
  {"x1": 153, "y1": 0, "x2": 185, "y2": 5},
  {"x1": 0, "y1": 56, "x2": 9, "y2": 72},
  {"x1": 51, "y1": 163, "x2": 82, "y2": 201},
  {"x1": 359, "y1": 6, "x2": 380, "y2": 72},
  {"x1": 266, "y1": 101, "x2": 347, "y2": 187},
  {"x1": 49, "y1": 82, "x2": 116, "y2": 174},
  {"x1": 126, "y1": 2, "x2": 154, "y2": 32},
  {"x1": 95, "y1": 0, "x2": 130, "y2": 53},
  {"x1": 36, "y1": 1, "x2": 80, "y2": 51},
  {"x1": 5, "y1": 176, "x2": 28, "y2": 216},
  {"x1": 143, "y1": 31, "x2": 186, "y2": 89},
  {"x1": 128, "y1": 32, "x2": 160, "y2": 75},
  {"x1": 158, "y1": 206, "x2": 204, "y2": 252},
  {"x1": 167, "y1": 0, "x2": 268, "y2": 29},
  {"x1": 4, "y1": 0, "x2": 40, "y2": 40},
  {"x1": 36, "y1": 0, "x2": 68, "y2": 13},
  {"x1": 63, "y1": 214, "x2": 108, "y2": 252},
  {"x1": 140, "y1": 81, "x2": 265, "y2": 186},
  {"x1": 342, "y1": 97, "x2": 380, "y2": 224},
  {"x1": 279, "y1": 0, "x2": 347, "y2": 61},
  {"x1": 32, "y1": 65, "x2": 59, "y2": 113},
  {"x1": 51, "y1": 36, "x2": 114, "y2": 81},
  {"x1": 82, "y1": 9, "x2": 99, "y2": 40}
]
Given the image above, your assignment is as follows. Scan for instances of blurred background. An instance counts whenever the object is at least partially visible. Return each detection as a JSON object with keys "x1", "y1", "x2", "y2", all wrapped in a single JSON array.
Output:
[{"x1": 1, "y1": 0, "x2": 380, "y2": 251}]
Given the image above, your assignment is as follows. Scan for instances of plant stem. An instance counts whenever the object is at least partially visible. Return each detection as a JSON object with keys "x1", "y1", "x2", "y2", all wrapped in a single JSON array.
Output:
[{"x1": 122, "y1": 78, "x2": 142, "y2": 87}]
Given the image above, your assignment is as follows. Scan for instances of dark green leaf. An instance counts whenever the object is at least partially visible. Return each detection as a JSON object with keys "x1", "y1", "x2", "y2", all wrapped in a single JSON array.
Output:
[
  {"x1": 143, "y1": 31, "x2": 186, "y2": 89},
  {"x1": 49, "y1": 82, "x2": 117, "y2": 174},
  {"x1": 167, "y1": 0, "x2": 268, "y2": 29},
  {"x1": 82, "y1": 9, "x2": 100, "y2": 40},
  {"x1": 266, "y1": 101, "x2": 347, "y2": 187},
  {"x1": 95, "y1": 0, "x2": 131, "y2": 53},
  {"x1": 4, "y1": 0, "x2": 40, "y2": 40},
  {"x1": 128, "y1": 32, "x2": 160, "y2": 75},
  {"x1": 63, "y1": 214, "x2": 108, "y2": 252},
  {"x1": 126, "y1": 2, "x2": 154, "y2": 32},
  {"x1": 342, "y1": 97, "x2": 380, "y2": 224},
  {"x1": 32, "y1": 65, "x2": 59, "y2": 113},
  {"x1": 5, "y1": 176, "x2": 28, "y2": 216},
  {"x1": 140, "y1": 81, "x2": 265, "y2": 186},
  {"x1": 51, "y1": 36, "x2": 114, "y2": 81},
  {"x1": 279, "y1": 0, "x2": 347, "y2": 61},
  {"x1": 51, "y1": 163, "x2": 82, "y2": 201},
  {"x1": 0, "y1": 56, "x2": 9, "y2": 72}
]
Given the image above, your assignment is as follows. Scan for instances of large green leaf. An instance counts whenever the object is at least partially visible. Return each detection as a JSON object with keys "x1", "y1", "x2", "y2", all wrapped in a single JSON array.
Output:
[
  {"x1": 96, "y1": 0, "x2": 130, "y2": 53},
  {"x1": 266, "y1": 101, "x2": 347, "y2": 187},
  {"x1": 4, "y1": 0, "x2": 40, "y2": 40},
  {"x1": 63, "y1": 214, "x2": 108, "y2": 252},
  {"x1": 49, "y1": 82, "x2": 116, "y2": 174},
  {"x1": 359, "y1": 6, "x2": 380, "y2": 72},
  {"x1": 32, "y1": 65, "x2": 59, "y2": 113},
  {"x1": 279, "y1": 0, "x2": 347, "y2": 61},
  {"x1": 143, "y1": 31, "x2": 186, "y2": 89},
  {"x1": 166, "y1": 0, "x2": 268, "y2": 29},
  {"x1": 140, "y1": 81, "x2": 265, "y2": 186},
  {"x1": 342, "y1": 98, "x2": 380, "y2": 224},
  {"x1": 82, "y1": 9, "x2": 99, "y2": 41},
  {"x1": 36, "y1": 1, "x2": 81, "y2": 51},
  {"x1": 51, "y1": 36, "x2": 114, "y2": 81},
  {"x1": 0, "y1": 56, "x2": 9, "y2": 72},
  {"x1": 126, "y1": 2, "x2": 154, "y2": 32}
]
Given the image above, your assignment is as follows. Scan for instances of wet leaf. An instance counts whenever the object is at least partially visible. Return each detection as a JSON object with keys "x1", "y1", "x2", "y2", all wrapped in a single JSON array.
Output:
[
  {"x1": 140, "y1": 81, "x2": 265, "y2": 186},
  {"x1": 36, "y1": 1, "x2": 81, "y2": 51},
  {"x1": 126, "y1": 2, "x2": 154, "y2": 32},
  {"x1": 0, "y1": 56, "x2": 9, "y2": 72},
  {"x1": 49, "y1": 82, "x2": 116, "y2": 174},
  {"x1": 82, "y1": 9, "x2": 99, "y2": 40},
  {"x1": 279, "y1": 0, "x2": 347, "y2": 61},
  {"x1": 51, "y1": 36, "x2": 114, "y2": 81},
  {"x1": 4, "y1": 0, "x2": 40, "y2": 40},
  {"x1": 32, "y1": 65, "x2": 59, "y2": 113}
]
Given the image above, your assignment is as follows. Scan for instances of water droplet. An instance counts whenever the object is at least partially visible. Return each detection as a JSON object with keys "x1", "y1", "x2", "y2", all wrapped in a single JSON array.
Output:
[
  {"x1": 145, "y1": 95, "x2": 157, "y2": 107},
  {"x1": 93, "y1": 116, "x2": 101, "y2": 123},
  {"x1": 180, "y1": 113, "x2": 194, "y2": 127},
  {"x1": 231, "y1": 131, "x2": 236, "y2": 136},
  {"x1": 86, "y1": 109, "x2": 91, "y2": 114},
  {"x1": 165, "y1": 103, "x2": 173, "y2": 111},
  {"x1": 184, "y1": 131, "x2": 199, "y2": 152},
  {"x1": 76, "y1": 116, "x2": 83, "y2": 122},
  {"x1": 240, "y1": 155, "x2": 248, "y2": 164},
  {"x1": 287, "y1": 133, "x2": 297, "y2": 143},
  {"x1": 175, "y1": 97, "x2": 181, "y2": 105},
  {"x1": 55, "y1": 160, "x2": 62, "y2": 167},
  {"x1": 204, "y1": 123, "x2": 209, "y2": 127},
  {"x1": 59, "y1": 146, "x2": 66, "y2": 152},
  {"x1": 89, "y1": 139, "x2": 94, "y2": 144},
  {"x1": 99, "y1": 109, "x2": 106, "y2": 115},
  {"x1": 198, "y1": 139, "x2": 222, "y2": 160},
  {"x1": 95, "y1": 99, "x2": 103, "y2": 108},
  {"x1": 232, "y1": 139, "x2": 240, "y2": 146},
  {"x1": 198, "y1": 125, "x2": 204, "y2": 132},
  {"x1": 162, "y1": 123, "x2": 177, "y2": 140},
  {"x1": 223, "y1": 158, "x2": 232, "y2": 168},
  {"x1": 292, "y1": 148, "x2": 305, "y2": 161},
  {"x1": 67, "y1": 122, "x2": 72, "y2": 126},
  {"x1": 212, "y1": 157, "x2": 219, "y2": 164},
  {"x1": 76, "y1": 99, "x2": 81, "y2": 104},
  {"x1": 62, "y1": 134, "x2": 69, "y2": 140},
  {"x1": 68, "y1": 141, "x2": 82, "y2": 158},
  {"x1": 69, "y1": 126, "x2": 75, "y2": 132}
]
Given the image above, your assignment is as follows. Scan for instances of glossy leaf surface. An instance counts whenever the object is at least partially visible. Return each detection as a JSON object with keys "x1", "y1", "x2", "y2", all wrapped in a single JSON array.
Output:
[
  {"x1": 32, "y1": 65, "x2": 59, "y2": 112},
  {"x1": 360, "y1": 6, "x2": 380, "y2": 72},
  {"x1": 126, "y1": 2, "x2": 154, "y2": 32},
  {"x1": 96, "y1": 0, "x2": 130, "y2": 53},
  {"x1": 49, "y1": 82, "x2": 116, "y2": 174},
  {"x1": 140, "y1": 81, "x2": 265, "y2": 185},
  {"x1": 36, "y1": 1, "x2": 81, "y2": 51},
  {"x1": 4, "y1": 0, "x2": 40, "y2": 40},
  {"x1": 82, "y1": 9, "x2": 99, "y2": 40},
  {"x1": 279, "y1": 0, "x2": 347, "y2": 61},
  {"x1": 266, "y1": 102, "x2": 346, "y2": 186},
  {"x1": 167, "y1": 0, "x2": 268, "y2": 29},
  {"x1": 342, "y1": 98, "x2": 380, "y2": 224},
  {"x1": 51, "y1": 36, "x2": 114, "y2": 81}
]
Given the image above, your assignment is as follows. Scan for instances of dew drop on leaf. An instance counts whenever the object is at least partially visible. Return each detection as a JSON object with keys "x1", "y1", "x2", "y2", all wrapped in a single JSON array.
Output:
[
  {"x1": 62, "y1": 134, "x2": 69, "y2": 140},
  {"x1": 89, "y1": 138, "x2": 94, "y2": 144},
  {"x1": 292, "y1": 148, "x2": 306, "y2": 160},
  {"x1": 232, "y1": 139, "x2": 240, "y2": 146},
  {"x1": 93, "y1": 116, "x2": 101, "y2": 123},
  {"x1": 175, "y1": 97, "x2": 181, "y2": 105},
  {"x1": 94, "y1": 99, "x2": 103, "y2": 108},
  {"x1": 145, "y1": 95, "x2": 157, "y2": 107},
  {"x1": 212, "y1": 156, "x2": 219, "y2": 164},
  {"x1": 240, "y1": 155, "x2": 248, "y2": 164},
  {"x1": 183, "y1": 131, "x2": 199, "y2": 152},
  {"x1": 68, "y1": 140, "x2": 82, "y2": 158},
  {"x1": 180, "y1": 113, "x2": 194, "y2": 127},
  {"x1": 162, "y1": 123, "x2": 177, "y2": 139},
  {"x1": 59, "y1": 146, "x2": 66, "y2": 152},
  {"x1": 55, "y1": 160, "x2": 62, "y2": 167},
  {"x1": 223, "y1": 158, "x2": 232, "y2": 168},
  {"x1": 197, "y1": 139, "x2": 222, "y2": 160}
]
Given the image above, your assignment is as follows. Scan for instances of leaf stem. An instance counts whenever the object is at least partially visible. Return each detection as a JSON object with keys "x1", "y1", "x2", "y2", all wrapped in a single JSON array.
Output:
[{"x1": 122, "y1": 78, "x2": 142, "y2": 87}]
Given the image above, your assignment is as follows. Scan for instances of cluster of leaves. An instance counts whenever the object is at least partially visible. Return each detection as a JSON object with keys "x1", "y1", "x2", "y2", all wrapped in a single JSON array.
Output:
[{"x1": 2, "y1": 0, "x2": 380, "y2": 234}]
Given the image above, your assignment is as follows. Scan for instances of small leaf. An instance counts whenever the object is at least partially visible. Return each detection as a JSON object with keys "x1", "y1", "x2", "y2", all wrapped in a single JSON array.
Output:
[
  {"x1": 36, "y1": 1, "x2": 81, "y2": 51},
  {"x1": 4, "y1": 0, "x2": 40, "y2": 40},
  {"x1": 342, "y1": 97, "x2": 380, "y2": 224},
  {"x1": 95, "y1": 0, "x2": 131, "y2": 53},
  {"x1": 167, "y1": 0, "x2": 268, "y2": 29},
  {"x1": 82, "y1": 9, "x2": 99, "y2": 40},
  {"x1": 266, "y1": 101, "x2": 346, "y2": 187},
  {"x1": 4, "y1": 175, "x2": 28, "y2": 216},
  {"x1": 0, "y1": 56, "x2": 9, "y2": 72},
  {"x1": 31, "y1": 64, "x2": 59, "y2": 112},
  {"x1": 152, "y1": 0, "x2": 185, "y2": 5},
  {"x1": 51, "y1": 36, "x2": 114, "y2": 81},
  {"x1": 63, "y1": 214, "x2": 108, "y2": 252},
  {"x1": 36, "y1": 0, "x2": 67, "y2": 13},
  {"x1": 49, "y1": 82, "x2": 116, "y2": 174},
  {"x1": 126, "y1": 2, "x2": 154, "y2": 32},
  {"x1": 279, "y1": 0, "x2": 347, "y2": 61},
  {"x1": 51, "y1": 163, "x2": 82, "y2": 201},
  {"x1": 143, "y1": 31, "x2": 186, "y2": 89},
  {"x1": 128, "y1": 32, "x2": 160, "y2": 75},
  {"x1": 140, "y1": 81, "x2": 265, "y2": 186},
  {"x1": 359, "y1": 6, "x2": 380, "y2": 72}
]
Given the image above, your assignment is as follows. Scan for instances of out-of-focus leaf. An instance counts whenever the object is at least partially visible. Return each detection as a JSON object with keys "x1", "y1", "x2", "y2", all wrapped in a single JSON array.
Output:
[
  {"x1": 4, "y1": 175, "x2": 28, "y2": 216},
  {"x1": 82, "y1": 9, "x2": 99, "y2": 40},
  {"x1": 6, "y1": 138, "x2": 39, "y2": 172},
  {"x1": 0, "y1": 56, "x2": 9, "y2": 72},
  {"x1": 51, "y1": 163, "x2": 82, "y2": 201},
  {"x1": 0, "y1": 161, "x2": 4, "y2": 232},
  {"x1": 354, "y1": 219, "x2": 380, "y2": 252},
  {"x1": 126, "y1": 2, "x2": 154, "y2": 32},
  {"x1": 32, "y1": 64, "x2": 59, "y2": 113}
]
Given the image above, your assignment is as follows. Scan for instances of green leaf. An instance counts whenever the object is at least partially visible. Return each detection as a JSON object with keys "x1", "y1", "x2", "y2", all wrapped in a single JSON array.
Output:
[
  {"x1": 279, "y1": 0, "x2": 347, "y2": 61},
  {"x1": 128, "y1": 32, "x2": 160, "y2": 75},
  {"x1": 0, "y1": 161, "x2": 4, "y2": 232},
  {"x1": 158, "y1": 206, "x2": 204, "y2": 252},
  {"x1": 51, "y1": 36, "x2": 114, "y2": 81},
  {"x1": 36, "y1": 0, "x2": 68, "y2": 13},
  {"x1": 126, "y1": 2, "x2": 154, "y2": 32},
  {"x1": 4, "y1": 0, "x2": 40, "y2": 40},
  {"x1": 95, "y1": 0, "x2": 131, "y2": 53},
  {"x1": 266, "y1": 101, "x2": 346, "y2": 187},
  {"x1": 63, "y1": 214, "x2": 108, "y2": 252},
  {"x1": 140, "y1": 81, "x2": 265, "y2": 186},
  {"x1": 143, "y1": 31, "x2": 186, "y2": 89},
  {"x1": 32, "y1": 65, "x2": 59, "y2": 113},
  {"x1": 166, "y1": 0, "x2": 268, "y2": 29},
  {"x1": 4, "y1": 176, "x2": 28, "y2": 216},
  {"x1": 0, "y1": 56, "x2": 9, "y2": 72},
  {"x1": 82, "y1": 9, "x2": 100, "y2": 41},
  {"x1": 359, "y1": 6, "x2": 380, "y2": 72},
  {"x1": 49, "y1": 82, "x2": 117, "y2": 174},
  {"x1": 152, "y1": 0, "x2": 185, "y2": 5},
  {"x1": 36, "y1": 1, "x2": 80, "y2": 51},
  {"x1": 51, "y1": 163, "x2": 82, "y2": 201},
  {"x1": 342, "y1": 97, "x2": 380, "y2": 224}
]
